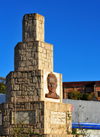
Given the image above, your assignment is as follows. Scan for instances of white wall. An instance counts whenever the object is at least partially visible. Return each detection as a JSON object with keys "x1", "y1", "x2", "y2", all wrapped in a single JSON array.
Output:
[
  {"x1": 63, "y1": 99, "x2": 100, "y2": 123},
  {"x1": 63, "y1": 99, "x2": 100, "y2": 137},
  {"x1": 0, "y1": 94, "x2": 6, "y2": 104}
]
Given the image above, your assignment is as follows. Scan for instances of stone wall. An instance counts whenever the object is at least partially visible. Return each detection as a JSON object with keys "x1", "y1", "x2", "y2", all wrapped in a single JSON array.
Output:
[
  {"x1": 22, "y1": 13, "x2": 44, "y2": 42},
  {"x1": 0, "y1": 101, "x2": 45, "y2": 136},
  {"x1": 44, "y1": 102, "x2": 72, "y2": 134},
  {"x1": 6, "y1": 70, "x2": 62, "y2": 103},
  {"x1": 0, "y1": 134, "x2": 76, "y2": 137},
  {"x1": 0, "y1": 101, "x2": 73, "y2": 136},
  {"x1": 6, "y1": 70, "x2": 43, "y2": 102},
  {"x1": 12, "y1": 110, "x2": 36, "y2": 124},
  {"x1": 0, "y1": 13, "x2": 75, "y2": 137},
  {"x1": 14, "y1": 41, "x2": 53, "y2": 72}
]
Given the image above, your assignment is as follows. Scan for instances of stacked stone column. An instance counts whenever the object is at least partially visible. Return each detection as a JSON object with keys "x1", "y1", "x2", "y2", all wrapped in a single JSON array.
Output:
[{"x1": 0, "y1": 13, "x2": 74, "y2": 137}]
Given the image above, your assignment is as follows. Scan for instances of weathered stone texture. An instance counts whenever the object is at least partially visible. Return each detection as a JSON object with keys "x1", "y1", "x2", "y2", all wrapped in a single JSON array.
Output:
[
  {"x1": 14, "y1": 41, "x2": 53, "y2": 72},
  {"x1": 22, "y1": 13, "x2": 44, "y2": 42},
  {"x1": 0, "y1": 13, "x2": 75, "y2": 137},
  {"x1": 0, "y1": 101, "x2": 44, "y2": 136},
  {"x1": 6, "y1": 70, "x2": 43, "y2": 102},
  {"x1": 12, "y1": 110, "x2": 36, "y2": 124},
  {"x1": 0, "y1": 101, "x2": 73, "y2": 136},
  {"x1": 0, "y1": 134, "x2": 76, "y2": 137},
  {"x1": 6, "y1": 70, "x2": 62, "y2": 103},
  {"x1": 44, "y1": 102, "x2": 72, "y2": 134}
]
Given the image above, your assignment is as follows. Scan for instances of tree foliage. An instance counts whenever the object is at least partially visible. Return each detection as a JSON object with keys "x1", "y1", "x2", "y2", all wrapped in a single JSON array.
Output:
[
  {"x1": 68, "y1": 90, "x2": 82, "y2": 100},
  {"x1": 0, "y1": 77, "x2": 6, "y2": 94},
  {"x1": 68, "y1": 90, "x2": 98, "y2": 101},
  {"x1": 0, "y1": 83, "x2": 6, "y2": 94},
  {"x1": 0, "y1": 77, "x2": 6, "y2": 84}
]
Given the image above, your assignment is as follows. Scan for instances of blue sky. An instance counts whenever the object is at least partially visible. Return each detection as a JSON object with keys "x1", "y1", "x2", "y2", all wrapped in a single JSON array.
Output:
[{"x1": 0, "y1": 0, "x2": 100, "y2": 82}]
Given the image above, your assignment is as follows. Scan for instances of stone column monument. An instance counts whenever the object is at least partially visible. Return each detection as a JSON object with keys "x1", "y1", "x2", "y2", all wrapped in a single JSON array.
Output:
[{"x1": 0, "y1": 13, "x2": 75, "y2": 137}]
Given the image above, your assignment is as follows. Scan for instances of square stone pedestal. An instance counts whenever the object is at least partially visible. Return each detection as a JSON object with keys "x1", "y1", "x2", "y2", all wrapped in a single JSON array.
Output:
[{"x1": 0, "y1": 101, "x2": 73, "y2": 136}]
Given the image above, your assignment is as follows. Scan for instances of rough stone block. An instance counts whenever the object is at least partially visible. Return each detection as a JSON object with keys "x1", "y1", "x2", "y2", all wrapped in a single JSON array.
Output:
[{"x1": 14, "y1": 41, "x2": 53, "y2": 72}]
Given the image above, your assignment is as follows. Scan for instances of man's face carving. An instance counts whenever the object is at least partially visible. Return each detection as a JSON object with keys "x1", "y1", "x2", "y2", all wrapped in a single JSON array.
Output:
[
  {"x1": 45, "y1": 73, "x2": 60, "y2": 99},
  {"x1": 48, "y1": 77, "x2": 57, "y2": 93}
]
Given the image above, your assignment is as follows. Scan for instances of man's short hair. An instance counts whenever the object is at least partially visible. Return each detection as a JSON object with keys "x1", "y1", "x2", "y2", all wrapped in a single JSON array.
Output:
[{"x1": 47, "y1": 73, "x2": 57, "y2": 84}]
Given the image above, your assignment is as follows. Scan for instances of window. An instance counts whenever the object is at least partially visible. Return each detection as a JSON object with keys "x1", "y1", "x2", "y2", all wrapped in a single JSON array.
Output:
[{"x1": 97, "y1": 91, "x2": 100, "y2": 97}]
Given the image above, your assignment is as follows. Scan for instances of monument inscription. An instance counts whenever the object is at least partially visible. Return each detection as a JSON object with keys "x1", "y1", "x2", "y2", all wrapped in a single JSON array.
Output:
[{"x1": 51, "y1": 111, "x2": 66, "y2": 124}]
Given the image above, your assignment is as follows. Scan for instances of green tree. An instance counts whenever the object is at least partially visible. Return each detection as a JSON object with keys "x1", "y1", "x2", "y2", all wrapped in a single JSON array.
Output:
[
  {"x1": 0, "y1": 77, "x2": 6, "y2": 94},
  {"x1": 68, "y1": 90, "x2": 83, "y2": 100},
  {"x1": 0, "y1": 83, "x2": 6, "y2": 94},
  {"x1": 81, "y1": 93, "x2": 89, "y2": 100},
  {"x1": 68, "y1": 90, "x2": 98, "y2": 101},
  {"x1": 0, "y1": 77, "x2": 6, "y2": 84},
  {"x1": 87, "y1": 93, "x2": 93, "y2": 100}
]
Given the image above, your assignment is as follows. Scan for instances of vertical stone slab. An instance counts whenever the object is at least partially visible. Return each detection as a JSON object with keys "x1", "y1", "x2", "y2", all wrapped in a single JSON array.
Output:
[{"x1": 22, "y1": 13, "x2": 44, "y2": 42}]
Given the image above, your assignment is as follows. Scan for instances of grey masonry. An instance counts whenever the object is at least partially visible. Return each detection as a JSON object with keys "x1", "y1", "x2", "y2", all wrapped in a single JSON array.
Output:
[{"x1": 0, "y1": 13, "x2": 75, "y2": 137}]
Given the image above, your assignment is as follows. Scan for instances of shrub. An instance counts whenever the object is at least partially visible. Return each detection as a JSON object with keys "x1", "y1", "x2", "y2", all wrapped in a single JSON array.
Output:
[
  {"x1": 68, "y1": 90, "x2": 98, "y2": 101},
  {"x1": 0, "y1": 83, "x2": 6, "y2": 94},
  {"x1": 68, "y1": 90, "x2": 83, "y2": 100}
]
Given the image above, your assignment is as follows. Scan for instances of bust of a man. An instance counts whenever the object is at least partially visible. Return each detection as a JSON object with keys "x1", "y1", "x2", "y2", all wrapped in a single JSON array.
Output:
[{"x1": 45, "y1": 73, "x2": 60, "y2": 99}]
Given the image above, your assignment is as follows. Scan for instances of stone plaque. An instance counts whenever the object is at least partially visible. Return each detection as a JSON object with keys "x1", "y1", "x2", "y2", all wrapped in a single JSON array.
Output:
[
  {"x1": 45, "y1": 73, "x2": 60, "y2": 99},
  {"x1": 44, "y1": 70, "x2": 61, "y2": 102},
  {"x1": 0, "y1": 113, "x2": 2, "y2": 125},
  {"x1": 12, "y1": 111, "x2": 35, "y2": 124},
  {"x1": 51, "y1": 111, "x2": 66, "y2": 124}
]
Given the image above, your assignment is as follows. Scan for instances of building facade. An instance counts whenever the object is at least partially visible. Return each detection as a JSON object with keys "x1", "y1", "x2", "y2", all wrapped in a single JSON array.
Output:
[{"x1": 63, "y1": 81, "x2": 100, "y2": 100}]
